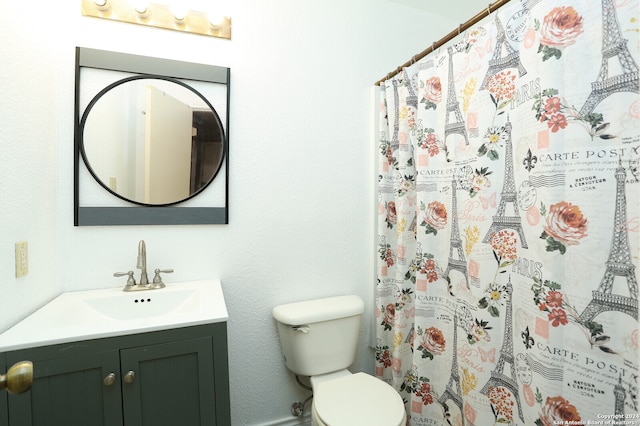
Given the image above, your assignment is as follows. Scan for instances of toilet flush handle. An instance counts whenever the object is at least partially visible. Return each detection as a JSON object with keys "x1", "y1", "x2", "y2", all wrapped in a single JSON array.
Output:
[{"x1": 292, "y1": 325, "x2": 310, "y2": 333}]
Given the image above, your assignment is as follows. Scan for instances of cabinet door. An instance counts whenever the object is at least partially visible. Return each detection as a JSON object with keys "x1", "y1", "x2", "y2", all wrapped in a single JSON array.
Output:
[
  {"x1": 120, "y1": 337, "x2": 216, "y2": 426},
  {"x1": 7, "y1": 351, "x2": 122, "y2": 426},
  {"x1": 0, "y1": 353, "x2": 8, "y2": 426}
]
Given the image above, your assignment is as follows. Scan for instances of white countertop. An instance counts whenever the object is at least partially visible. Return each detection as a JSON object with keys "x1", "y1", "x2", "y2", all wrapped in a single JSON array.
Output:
[{"x1": 0, "y1": 279, "x2": 228, "y2": 352}]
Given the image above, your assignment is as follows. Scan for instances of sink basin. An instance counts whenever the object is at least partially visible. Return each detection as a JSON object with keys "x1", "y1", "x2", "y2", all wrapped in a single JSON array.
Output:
[
  {"x1": 83, "y1": 288, "x2": 199, "y2": 321},
  {"x1": 0, "y1": 279, "x2": 227, "y2": 351}
]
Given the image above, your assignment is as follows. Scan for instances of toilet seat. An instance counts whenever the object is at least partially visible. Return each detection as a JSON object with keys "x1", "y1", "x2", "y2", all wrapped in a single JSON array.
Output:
[{"x1": 312, "y1": 372, "x2": 406, "y2": 426}]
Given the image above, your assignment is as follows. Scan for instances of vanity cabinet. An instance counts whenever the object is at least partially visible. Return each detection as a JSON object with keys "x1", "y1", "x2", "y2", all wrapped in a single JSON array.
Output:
[
  {"x1": 2, "y1": 323, "x2": 230, "y2": 426},
  {"x1": 0, "y1": 352, "x2": 8, "y2": 426}
]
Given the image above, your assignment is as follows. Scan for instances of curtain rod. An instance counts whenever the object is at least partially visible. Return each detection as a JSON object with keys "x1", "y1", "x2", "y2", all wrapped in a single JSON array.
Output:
[{"x1": 374, "y1": 0, "x2": 513, "y2": 86}]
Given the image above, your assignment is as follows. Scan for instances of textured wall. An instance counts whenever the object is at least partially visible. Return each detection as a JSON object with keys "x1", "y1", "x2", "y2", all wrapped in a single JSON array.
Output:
[{"x1": 0, "y1": 1, "x2": 465, "y2": 423}]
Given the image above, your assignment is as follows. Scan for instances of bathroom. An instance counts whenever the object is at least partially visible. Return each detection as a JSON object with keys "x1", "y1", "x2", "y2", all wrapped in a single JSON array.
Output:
[
  {"x1": 6, "y1": 0, "x2": 639, "y2": 424},
  {"x1": 0, "y1": 0, "x2": 470, "y2": 424}
]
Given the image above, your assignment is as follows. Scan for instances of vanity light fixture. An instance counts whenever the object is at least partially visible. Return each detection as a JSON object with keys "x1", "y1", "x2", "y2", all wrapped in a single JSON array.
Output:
[{"x1": 81, "y1": 0, "x2": 231, "y2": 39}]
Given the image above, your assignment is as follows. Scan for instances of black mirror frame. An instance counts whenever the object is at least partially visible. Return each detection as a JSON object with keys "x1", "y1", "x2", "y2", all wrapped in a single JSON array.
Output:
[{"x1": 74, "y1": 47, "x2": 230, "y2": 226}]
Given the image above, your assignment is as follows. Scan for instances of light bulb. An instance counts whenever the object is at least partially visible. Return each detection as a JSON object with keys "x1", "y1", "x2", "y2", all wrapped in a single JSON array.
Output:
[
  {"x1": 172, "y1": 6, "x2": 187, "y2": 21},
  {"x1": 131, "y1": 0, "x2": 148, "y2": 14},
  {"x1": 208, "y1": 13, "x2": 225, "y2": 27}
]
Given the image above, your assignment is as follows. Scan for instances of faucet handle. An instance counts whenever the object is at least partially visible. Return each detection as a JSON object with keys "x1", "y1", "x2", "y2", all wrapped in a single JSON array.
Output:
[
  {"x1": 151, "y1": 268, "x2": 173, "y2": 287},
  {"x1": 114, "y1": 271, "x2": 136, "y2": 287}
]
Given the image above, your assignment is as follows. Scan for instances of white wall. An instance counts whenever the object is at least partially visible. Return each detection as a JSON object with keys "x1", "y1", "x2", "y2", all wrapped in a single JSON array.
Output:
[{"x1": 0, "y1": 1, "x2": 466, "y2": 424}]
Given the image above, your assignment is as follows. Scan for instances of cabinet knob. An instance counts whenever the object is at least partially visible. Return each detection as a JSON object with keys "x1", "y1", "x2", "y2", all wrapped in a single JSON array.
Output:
[
  {"x1": 0, "y1": 361, "x2": 33, "y2": 394},
  {"x1": 103, "y1": 372, "x2": 116, "y2": 386},
  {"x1": 123, "y1": 370, "x2": 136, "y2": 384}
]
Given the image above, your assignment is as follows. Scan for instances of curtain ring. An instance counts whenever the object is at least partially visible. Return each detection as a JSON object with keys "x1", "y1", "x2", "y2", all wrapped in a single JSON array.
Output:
[
  {"x1": 458, "y1": 24, "x2": 462, "y2": 35},
  {"x1": 487, "y1": 3, "x2": 492, "y2": 15},
  {"x1": 432, "y1": 42, "x2": 436, "y2": 52}
]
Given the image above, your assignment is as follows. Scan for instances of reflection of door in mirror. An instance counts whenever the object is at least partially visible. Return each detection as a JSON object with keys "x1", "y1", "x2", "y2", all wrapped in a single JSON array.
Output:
[
  {"x1": 145, "y1": 85, "x2": 192, "y2": 204},
  {"x1": 191, "y1": 110, "x2": 224, "y2": 193}
]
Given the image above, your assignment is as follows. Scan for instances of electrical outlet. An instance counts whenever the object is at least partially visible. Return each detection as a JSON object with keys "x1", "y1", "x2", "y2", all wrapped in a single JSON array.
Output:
[{"x1": 15, "y1": 241, "x2": 28, "y2": 278}]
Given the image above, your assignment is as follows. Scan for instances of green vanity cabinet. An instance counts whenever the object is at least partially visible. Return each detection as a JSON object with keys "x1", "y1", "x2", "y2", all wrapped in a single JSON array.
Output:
[
  {"x1": 120, "y1": 337, "x2": 216, "y2": 425},
  {"x1": 8, "y1": 350, "x2": 121, "y2": 425},
  {"x1": 0, "y1": 352, "x2": 8, "y2": 426},
  {"x1": 3, "y1": 323, "x2": 230, "y2": 426}
]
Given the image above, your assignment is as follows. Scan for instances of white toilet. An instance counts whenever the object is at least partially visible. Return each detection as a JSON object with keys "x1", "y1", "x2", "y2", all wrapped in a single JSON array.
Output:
[{"x1": 272, "y1": 295, "x2": 406, "y2": 426}]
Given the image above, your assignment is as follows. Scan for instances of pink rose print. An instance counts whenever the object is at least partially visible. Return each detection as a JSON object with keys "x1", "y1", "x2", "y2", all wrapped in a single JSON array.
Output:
[
  {"x1": 424, "y1": 201, "x2": 447, "y2": 228},
  {"x1": 380, "y1": 303, "x2": 398, "y2": 331},
  {"x1": 421, "y1": 77, "x2": 442, "y2": 110},
  {"x1": 538, "y1": 396, "x2": 584, "y2": 426},
  {"x1": 385, "y1": 201, "x2": 397, "y2": 229},
  {"x1": 540, "y1": 7, "x2": 584, "y2": 48},
  {"x1": 420, "y1": 200, "x2": 447, "y2": 236},
  {"x1": 419, "y1": 326, "x2": 446, "y2": 358},
  {"x1": 537, "y1": 6, "x2": 584, "y2": 61},
  {"x1": 423, "y1": 77, "x2": 442, "y2": 102},
  {"x1": 541, "y1": 201, "x2": 588, "y2": 253}
]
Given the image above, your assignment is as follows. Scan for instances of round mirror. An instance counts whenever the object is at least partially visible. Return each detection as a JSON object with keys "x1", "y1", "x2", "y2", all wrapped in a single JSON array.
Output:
[{"x1": 80, "y1": 76, "x2": 225, "y2": 206}]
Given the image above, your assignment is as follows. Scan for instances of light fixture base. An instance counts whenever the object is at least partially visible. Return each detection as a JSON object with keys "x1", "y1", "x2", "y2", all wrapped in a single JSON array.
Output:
[{"x1": 81, "y1": 0, "x2": 231, "y2": 40}]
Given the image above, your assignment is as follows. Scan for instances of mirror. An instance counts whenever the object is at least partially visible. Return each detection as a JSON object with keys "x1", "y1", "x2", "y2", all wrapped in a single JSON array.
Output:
[
  {"x1": 74, "y1": 47, "x2": 230, "y2": 226},
  {"x1": 81, "y1": 76, "x2": 224, "y2": 205}
]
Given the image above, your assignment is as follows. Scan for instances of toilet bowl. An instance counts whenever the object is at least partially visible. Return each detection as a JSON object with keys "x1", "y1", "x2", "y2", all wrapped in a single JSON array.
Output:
[
  {"x1": 272, "y1": 295, "x2": 406, "y2": 426},
  {"x1": 310, "y1": 371, "x2": 406, "y2": 426}
]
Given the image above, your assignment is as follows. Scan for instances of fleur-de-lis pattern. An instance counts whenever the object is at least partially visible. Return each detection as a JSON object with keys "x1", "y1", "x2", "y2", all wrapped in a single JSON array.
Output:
[{"x1": 376, "y1": 1, "x2": 639, "y2": 425}]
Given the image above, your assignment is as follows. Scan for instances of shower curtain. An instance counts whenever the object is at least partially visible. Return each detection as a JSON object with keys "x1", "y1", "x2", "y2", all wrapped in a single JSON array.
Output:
[{"x1": 375, "y1": 1, "x2": 639, "y2": 425}]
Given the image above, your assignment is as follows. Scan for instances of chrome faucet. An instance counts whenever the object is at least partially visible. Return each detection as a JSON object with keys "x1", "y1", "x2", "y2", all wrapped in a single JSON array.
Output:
[
  {"x1": 114, "y1": 240, "x2": 173, "y2": 292},
  {"x1": 137, "y1": 240, "x2": 149, "y2": 285}
]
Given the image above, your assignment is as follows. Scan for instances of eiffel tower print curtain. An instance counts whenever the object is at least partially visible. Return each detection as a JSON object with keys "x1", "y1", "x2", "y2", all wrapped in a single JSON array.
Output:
[{"x1": 375, "y1": 1, "x2": 639, "y2": 425}]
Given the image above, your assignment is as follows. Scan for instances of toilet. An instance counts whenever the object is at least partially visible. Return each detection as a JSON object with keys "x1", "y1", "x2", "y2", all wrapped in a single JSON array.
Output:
[{"x1": 272, "y1": 295, "x2": 406, "y2": 426}]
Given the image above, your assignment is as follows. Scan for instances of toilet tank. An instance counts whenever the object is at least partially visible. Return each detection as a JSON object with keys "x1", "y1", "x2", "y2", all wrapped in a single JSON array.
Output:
[{"x1": 272, "y1": 295, "x2": 365, "y2": 377}]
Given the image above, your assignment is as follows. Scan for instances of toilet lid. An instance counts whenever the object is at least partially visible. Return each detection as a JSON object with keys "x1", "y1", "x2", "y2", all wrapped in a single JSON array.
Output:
[{"x1": 314, "y1": 373, "x2": 405, "y2": 426}]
